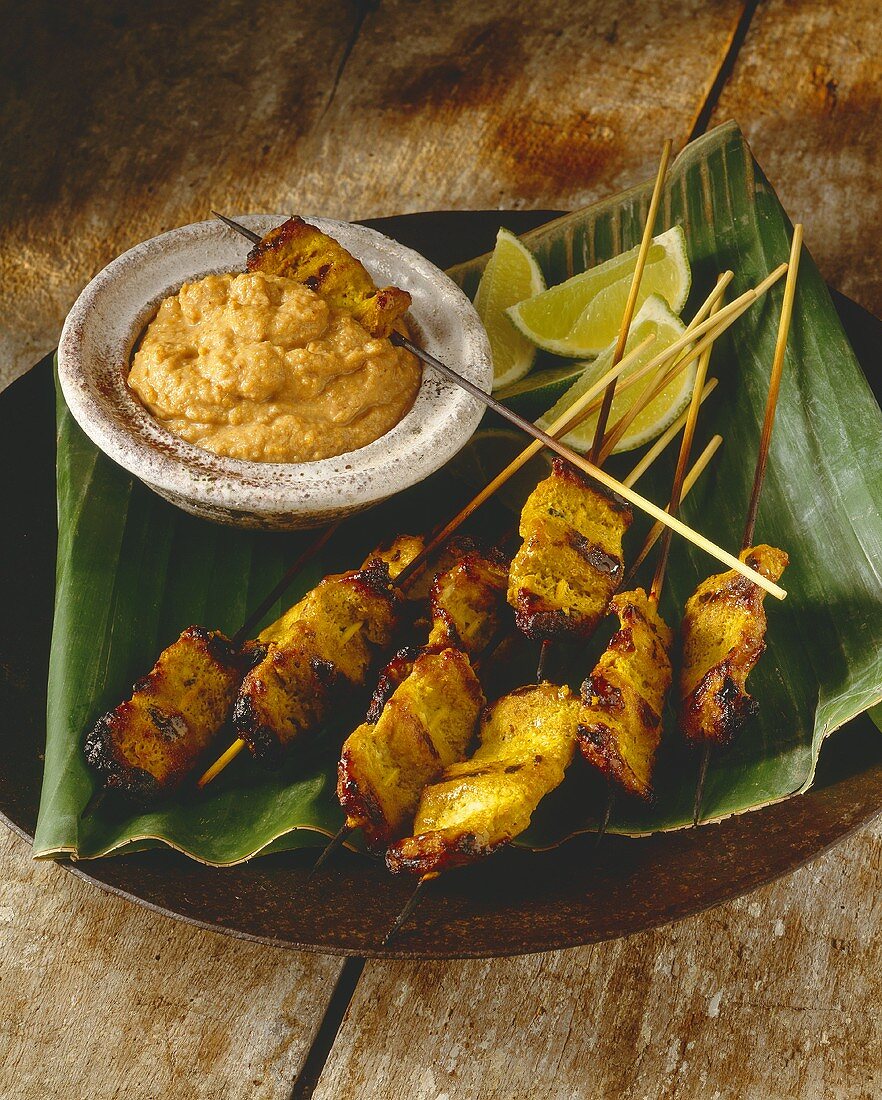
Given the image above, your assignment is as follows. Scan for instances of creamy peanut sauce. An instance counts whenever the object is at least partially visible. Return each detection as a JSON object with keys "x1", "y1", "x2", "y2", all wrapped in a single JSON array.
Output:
[{"x1": 127, "y1": 271, "x2": 421, "y2": 464}]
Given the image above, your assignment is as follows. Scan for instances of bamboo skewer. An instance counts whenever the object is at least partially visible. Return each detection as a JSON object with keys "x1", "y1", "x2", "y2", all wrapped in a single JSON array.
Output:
[
  {"x1": 624, "y1": 434, "x2": 724, "y2": 582},
  {"x1": 595, "y1": 355, "x2": 715, "y2": 844},
  {"x1": 197, "y1": 738, "x2": 247, "y2": 788},
  {"x1": 596, "y1": 265, "x2": 787, "y2": 463},
  {"x1": 589, "y1": 140, "x2": 672, "y2": 462},
  {"x1": 382, "y1": 873, "x2": 439, "y2": 947},
  {"x1": 649, "y1": 277, "x2": 726, "y2": 600},
  {"x1": 692, "y1": 225, "x2": 803, "y2": 826},
  {"x1": 400, "y1": 271, "x2": 734, "y2": 592},
  {"x1": 742, "y1": 234, "x2": 803, "y2": 550},
  {"x1": 311, "y1": 822, "x2": 354, "y2": 876},
  {"x1": 392, "y1": 332, "x2": 787, "y2": 600},
  {"x1": 622, "y1": 378, "x2": 717, "y2": 487}
]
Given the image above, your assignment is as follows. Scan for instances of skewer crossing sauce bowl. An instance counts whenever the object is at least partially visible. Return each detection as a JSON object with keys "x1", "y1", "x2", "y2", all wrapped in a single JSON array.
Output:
[{"x1": 58, "y1": 215, "x2": 492, "y2": 529}]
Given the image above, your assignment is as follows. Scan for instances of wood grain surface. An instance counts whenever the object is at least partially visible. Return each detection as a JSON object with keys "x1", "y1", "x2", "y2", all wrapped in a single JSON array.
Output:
[
  {"x1": 1, "y1": 1, "x2": 881, "y2": 1096},
  {"x1": 313, "y1": 820, "x2": 882, "y2": 1100},
  {"x1": 0, "y1": 0, "x2": 748, "y2": 390},
  {"x1": 710, "y1": 0, "x2": 882, "y2": 319},
  {"x1": 0, "y1": 830, "x2": 342, "y2": 1098}
]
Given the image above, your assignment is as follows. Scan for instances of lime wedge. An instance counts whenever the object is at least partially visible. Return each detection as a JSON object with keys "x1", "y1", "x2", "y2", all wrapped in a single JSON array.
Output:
[
  {"x1": 448, "y1": 428, "x2": 554, "y2": 513},
  {"x1": 507, "y1": 226, "x2": 690, "y2": 357},
  {"x1": 537, "y1": 294, "x2": 693, "y2": 454},
  {"x1": 474, "y1": 228, "x2": 546, "y2": 389},
  {"x1": 496, "y1": 361, "x2": 589, "y2": 418}
]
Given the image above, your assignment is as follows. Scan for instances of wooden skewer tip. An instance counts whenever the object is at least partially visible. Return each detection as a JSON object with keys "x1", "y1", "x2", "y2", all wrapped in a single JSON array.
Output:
[
  {"x1": 590, "y1": 140, "x2": 672, "y2": 461},
  {"x1": 383, "y1": 873, "x2": 438, "y2": 946},
  {"x1": 197, "y1": 738, "x2": 246, "y2": 789}
]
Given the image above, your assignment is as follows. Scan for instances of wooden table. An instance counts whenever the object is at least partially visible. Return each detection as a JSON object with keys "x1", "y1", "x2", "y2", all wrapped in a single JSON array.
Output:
[{"x1": 2, "y1": 3, "x2": 881, "y2": 1095}]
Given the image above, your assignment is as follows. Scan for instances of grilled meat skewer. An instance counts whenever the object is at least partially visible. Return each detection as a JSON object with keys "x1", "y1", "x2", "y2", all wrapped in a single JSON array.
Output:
[
  {"x1": 679, "y1": 544, "x2": 788, "y2": 747},
  {"x1": 577, "y1": 588, "x2": 673, "y2": 800},
  {"x1": 386, "y1": 682, "x2": 581, "y2": 876},
  {"x1": 233, "y1": 539, "x2": 424, "y2": 765},
  {"x1": 246, "y1": 215, "x2": 411, "y2": 339},
  {"x1": 84, "y1": 627, "x2": 246, "y2": 801},
  {"x1": 335, "y1": 548, "x2": 509, "y2": 850},
  {"x1": 85, "y1": 536, "x2": 422, "y2": 799},
  {"x1": 685, "y1": 224, "x2": 802, "y2": 822},
  {"x1": 340, "y1": 649, "x2": 486, "y2": 851},
  {"x1": 508, "y1": 458, "x2": 632, "y2": 642}
]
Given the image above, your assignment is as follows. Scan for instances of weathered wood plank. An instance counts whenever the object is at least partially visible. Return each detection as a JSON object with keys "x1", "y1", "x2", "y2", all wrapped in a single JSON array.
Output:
[
  {"x1": 304, "y1": 0, "x2": 749, "y2": 215},
  {"x1": 0, "y1": 0, "x2": 362, "y2": 389},
  {"x1": 0, "y1": 829, "x2": 344, "y2": 1099},
  {"x1": 313, "y1": 819, "x2": 882, "y2": 1100},
  {"x1": 710, "y1": 0, "x2": 882, "y2": 317},
  {"x1": 0, "y1": 0, "x2": 748, "y2": 390}
]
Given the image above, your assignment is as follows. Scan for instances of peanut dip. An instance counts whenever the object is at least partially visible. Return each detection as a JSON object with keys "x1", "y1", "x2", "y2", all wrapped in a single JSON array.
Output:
[{"x1": 127, "y1": 271, "x2": 421, "y2": 464}]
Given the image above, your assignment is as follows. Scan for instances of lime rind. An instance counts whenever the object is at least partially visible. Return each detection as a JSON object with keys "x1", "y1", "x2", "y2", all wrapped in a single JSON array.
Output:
[
  {"x1": 474, "y1": 228, "x2": 546, "y2": 390},
  {"x1": 537, "y1": 293, "x2": 695, "y2": 454},
  {"x1": 495, "y1": 361, "x2": 590, "y2": 418},
  {"x1": 507, "y1": 226, "x2": 691, "y2": 358}
]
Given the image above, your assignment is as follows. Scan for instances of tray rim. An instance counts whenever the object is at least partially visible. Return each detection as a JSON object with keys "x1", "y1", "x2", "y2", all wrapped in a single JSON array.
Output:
[{"x1": 4, "y1": 207, "x2": 882, "y2": 960}]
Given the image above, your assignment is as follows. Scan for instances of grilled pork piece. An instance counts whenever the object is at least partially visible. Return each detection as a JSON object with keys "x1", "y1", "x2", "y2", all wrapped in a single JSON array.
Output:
[
  {"x1": 386, "y1": 682, "x2": 580, "y2": 876},
  {"x1": 232, "y1": 536, "x2": 424, "y2": 763},
  {"x1": 246, "y1": 216, "x2": 411, "y2": 338},
  {"x1": 508, "y1": 459, "x2": 632, "y2": 642},
  {"x1": 577, "y1": 589, "x2": 673, "y2": 800},
  {"x1": 338, "y1": 649, "x2": 484, "y2": 850},
  {"x1": 426, "y1": 547, "x2": 509, "y2": 654},
  {"x1": 679, "y1": 544, "x2": 789, "y2": 747},
  {"x1": 84, "y1": 627, "x2": 244, "y2": 800},
  {"x1": 234, "y1": 559, "x2": 405, "y2": 763},
  {"x1": 338, "y1": 548, "x2": 510, "y2": 845}
]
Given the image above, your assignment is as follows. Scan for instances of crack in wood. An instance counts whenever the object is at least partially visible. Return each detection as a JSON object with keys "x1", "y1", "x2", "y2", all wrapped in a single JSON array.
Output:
[
  {"x1": 688, "y1": 0, "x2": 761, "y2": 142},
  {"x1": 289, "y1": 956, "x2": 366, "y2": 1100},
  {"x1": 320, "y1": 0, "x2": 379, "y2": 121}
]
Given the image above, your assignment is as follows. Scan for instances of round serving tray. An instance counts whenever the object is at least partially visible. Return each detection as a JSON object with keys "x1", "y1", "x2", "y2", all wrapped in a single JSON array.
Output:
[{"x1": 2, "y1": 210, "x2": 881, "y2": 960}]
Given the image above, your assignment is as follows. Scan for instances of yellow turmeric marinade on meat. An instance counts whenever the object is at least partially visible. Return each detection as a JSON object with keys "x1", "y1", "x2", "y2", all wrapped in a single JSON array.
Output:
[
  {"x1": 386, "y1": 683, "x2": 581, "y2": 876},
  {"x1": 84, "y1": 627, "x2": 245, "y2": 800},
  {"x1": 508, "y1": 458, "x2": 632, "y2": 642},
  {"x1": 336, "y1": 548, "x2": 510, "y2": 849},
  {"x1": 426, "y1": 548, "x2": 509, "y2": 654},
  {"x1": 247, "y1": 215, "x2": 412, "y2": 339},
  {"x1": 679, "y1": 544, "x2": 789, "y2": 746},
  {"x1": 233, "y1": 537, "x2": 424, "y2": 763},
  {"x1": 339, "y1": 649, "x2": 485, "y2": 850},
  {"x1": 577, "y1": 589, "x2": 673, "y2": 800}
]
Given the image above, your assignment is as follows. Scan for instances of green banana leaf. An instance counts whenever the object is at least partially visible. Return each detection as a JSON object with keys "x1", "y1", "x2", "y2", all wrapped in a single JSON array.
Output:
[{"x1": 35, "y1": 121, "x2": 882, "y2": 862}]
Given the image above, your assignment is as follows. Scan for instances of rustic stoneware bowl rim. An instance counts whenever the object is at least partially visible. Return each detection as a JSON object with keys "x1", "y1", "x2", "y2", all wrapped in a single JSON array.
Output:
[{"x1": 57, "y1": 214, "x2": 492, "y2": 525}]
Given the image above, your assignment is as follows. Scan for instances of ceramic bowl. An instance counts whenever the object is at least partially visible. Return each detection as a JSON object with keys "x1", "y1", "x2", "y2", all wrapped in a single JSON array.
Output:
[{"x1": 57, "y1": 215, "x2": 492, "y2": 529}]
